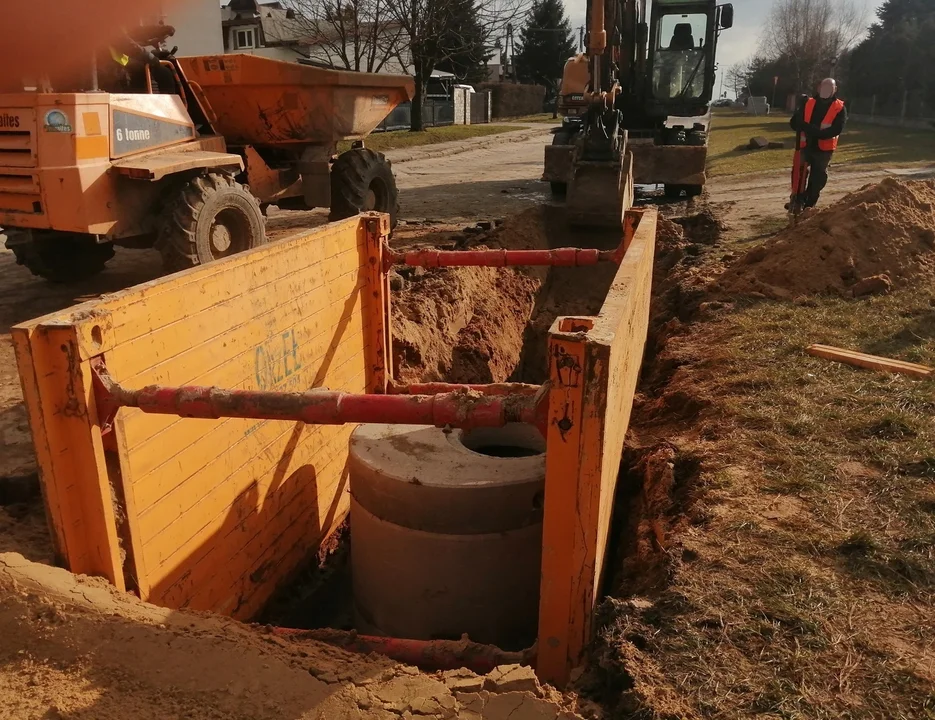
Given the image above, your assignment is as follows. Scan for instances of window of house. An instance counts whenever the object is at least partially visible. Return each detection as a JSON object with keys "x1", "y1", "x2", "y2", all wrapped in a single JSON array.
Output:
[{"x1": 235, "y1": 28, "x2": 257, "y2": 50}]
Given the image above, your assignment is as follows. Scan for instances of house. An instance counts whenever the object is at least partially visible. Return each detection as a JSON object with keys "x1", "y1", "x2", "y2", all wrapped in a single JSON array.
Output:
[
  {"x1": 221, "y1": 0, "x2": 412, "y2": 74},
  {"x1": 221, "y1": 0, "x2": 312, "y2": 62}
]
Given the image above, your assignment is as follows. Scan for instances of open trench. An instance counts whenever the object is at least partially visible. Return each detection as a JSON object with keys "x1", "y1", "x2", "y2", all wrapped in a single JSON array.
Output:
[
  {"x1": 259, "y1": 205, "x2": 722, "y2": 658},
  {"x1": 0, "y1": 202, "x2": 721, "y2": 689},
  {"x1": 259, "y1": 206, "x2": 621, "y2": 638}
]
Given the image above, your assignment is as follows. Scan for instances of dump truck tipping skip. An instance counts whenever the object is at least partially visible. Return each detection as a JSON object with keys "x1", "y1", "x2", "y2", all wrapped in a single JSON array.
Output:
[{"x1": 0, "y1": 51, "x2": 413, "y2": 282}]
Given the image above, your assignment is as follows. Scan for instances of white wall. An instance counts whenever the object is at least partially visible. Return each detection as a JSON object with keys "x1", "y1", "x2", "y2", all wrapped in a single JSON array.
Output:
[{"x1": 161, "y1": 0, "x2": 224, "y2": 56}]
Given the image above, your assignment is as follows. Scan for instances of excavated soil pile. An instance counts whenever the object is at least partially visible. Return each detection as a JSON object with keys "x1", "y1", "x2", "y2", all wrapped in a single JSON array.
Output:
[
  {"x1": 0, "y1": 553, "x2": 584, "y2": 720},
  {"x1": 392, "y1": 206, "x2": 619, "y2": 385},
  {"x1": 718, "y1": 178, "x2": 935, "y2": 299}
]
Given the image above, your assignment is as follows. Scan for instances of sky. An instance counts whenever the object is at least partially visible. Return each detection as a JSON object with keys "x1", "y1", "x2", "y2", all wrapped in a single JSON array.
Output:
[{"x1": 561, "y1": 0, "x2": 883, "y2": 96}]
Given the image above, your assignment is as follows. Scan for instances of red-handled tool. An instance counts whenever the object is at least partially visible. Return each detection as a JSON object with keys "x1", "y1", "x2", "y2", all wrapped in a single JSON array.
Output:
[{"x1": 788, "y1": 93, "x2": 810, "y2": 224}]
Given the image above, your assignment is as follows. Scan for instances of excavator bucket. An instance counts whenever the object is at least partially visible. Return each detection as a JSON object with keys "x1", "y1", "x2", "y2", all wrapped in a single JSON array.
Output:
[{"x1": 566, "y1": 152, "x2": 634, "y2": 229}]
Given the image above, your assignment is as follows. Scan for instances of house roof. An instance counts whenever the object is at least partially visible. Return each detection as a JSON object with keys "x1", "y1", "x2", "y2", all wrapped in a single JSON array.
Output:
[{"x1": 222, "y1": 0, "x2": 309, "y2": 47}]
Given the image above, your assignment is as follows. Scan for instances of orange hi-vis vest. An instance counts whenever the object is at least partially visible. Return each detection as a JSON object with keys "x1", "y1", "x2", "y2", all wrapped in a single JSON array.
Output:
[{"x1": 801, "y1": 97, "x2": 846, "y2": 151}]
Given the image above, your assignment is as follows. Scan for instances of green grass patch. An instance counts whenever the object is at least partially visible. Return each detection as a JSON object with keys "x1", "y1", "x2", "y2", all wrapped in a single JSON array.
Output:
[
  {"x1": 708, "y1": 108, "x2": 935, "y2": 177},
  {"x1": 342, "y1": 124, "x2": 525, "y2": 153},
  {"x1": 506, "y1": 113, "x2": 562, "y2": 124}
]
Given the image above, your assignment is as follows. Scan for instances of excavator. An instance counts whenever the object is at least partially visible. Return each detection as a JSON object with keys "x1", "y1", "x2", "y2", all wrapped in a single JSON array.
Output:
[{"x1": 543, "y1": 0, "x2": 734, "y2": 226}]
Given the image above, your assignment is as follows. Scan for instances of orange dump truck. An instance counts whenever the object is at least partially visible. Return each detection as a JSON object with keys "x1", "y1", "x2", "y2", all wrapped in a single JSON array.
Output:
[{"x1": 0, "y1": 50, "x2": 413, "y2": 282}]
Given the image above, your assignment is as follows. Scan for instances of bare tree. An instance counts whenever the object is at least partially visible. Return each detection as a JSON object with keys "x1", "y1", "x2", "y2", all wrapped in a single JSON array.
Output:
[
  {"x1": 725, "y1": 61, "x2": 750, "y2": 98},
  {"x1": 384, "y1": 0, "x2": 530, "y2": 131},
  {"x1": 759, "y1": 0, "x2": 868, "y2": 91},
  {"x1": 276, "y1": 0, "x2": 409, "y2": 73}
]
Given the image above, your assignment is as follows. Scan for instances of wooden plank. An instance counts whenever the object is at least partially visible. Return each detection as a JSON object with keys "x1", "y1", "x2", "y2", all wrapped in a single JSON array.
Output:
[
  {"x1": 363, "y1": 213, "x2": 391, "y2": 393},
  {"x1": 537, "y1": 331, "x2": 587, "y2": 685},
  {"x1": 536, "y1": 209, "x2": 656, "y2": 688},
  {"x1": 123, "y1": 329, "x2": 365, "y2": 501},
  {"x1": 13, "y1": 214, "x2": 389, "y2": 618},
  {"x1": 11, "y1": 327, "x2": 68, "y2": 565},
  {"x1": 118, "y1": 290, "x2": 367, "y2": 453},
  {"x1": 806, "y1": 344, "x2": 934, "y2": 379},
  {"x1": 10, "y1": 325, "x2": 125, "y2": 588},
  {"x1": 150, "y1": 454, "x2": 352, "y2": 617},
  {"x1": 136, "y1": 368, "x2": 364, "y2": 560},
  {"x1": 112, "y1": 150, "x2": 243, "y2": 181},
  {"x1": 590, "y1": 209, "x2": 656, "y2": 593},
  {"x1": 102, "y1": 223, "x2": 365, "y2": 348},
  {"x1": 142, "y1": 425, "x2": 353, "y2": 594},
  {"x1": 19, "y1": 218, "x2": 363, "y2": 358},
  {"x1": 108, "y1": 252, "x2": 363, "y2": 384}
]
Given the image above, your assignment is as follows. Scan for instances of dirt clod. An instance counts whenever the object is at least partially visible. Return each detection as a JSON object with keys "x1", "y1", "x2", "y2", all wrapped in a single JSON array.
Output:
[
  {"x1": 718, "y1": 178, "x2": 935, "y2": 299},
  {"x1": 851, "y1": 273, "x2": 893, "y2": 297}
]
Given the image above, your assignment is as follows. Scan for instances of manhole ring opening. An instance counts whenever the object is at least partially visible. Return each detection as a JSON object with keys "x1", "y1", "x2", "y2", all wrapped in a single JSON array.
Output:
[{"x1": 457, "y1": 423, "x2": 546, "y2": 458}]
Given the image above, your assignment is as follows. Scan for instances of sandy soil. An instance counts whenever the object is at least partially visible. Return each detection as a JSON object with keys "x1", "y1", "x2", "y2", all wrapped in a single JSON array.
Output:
[{"x1": 0, "y1": 553, "x2": 582, "y2": 719}]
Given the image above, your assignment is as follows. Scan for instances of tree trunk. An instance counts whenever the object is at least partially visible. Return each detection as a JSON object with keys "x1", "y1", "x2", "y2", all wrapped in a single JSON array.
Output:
[{"x1": 410, "y1": 65, "x2": 430, "y2": 132}]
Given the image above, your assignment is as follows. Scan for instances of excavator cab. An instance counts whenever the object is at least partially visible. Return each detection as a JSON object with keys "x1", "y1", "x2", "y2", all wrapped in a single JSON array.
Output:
[{"x1": 646, "y1": 0, "x2": 733, "y2": 117}]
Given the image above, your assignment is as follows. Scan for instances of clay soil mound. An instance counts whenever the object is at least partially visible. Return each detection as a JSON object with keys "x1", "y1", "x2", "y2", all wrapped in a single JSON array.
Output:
[
  {"x1": 718, "y1": 178, "x2": 935, "y2": 299},
  {"x1": 392, "y1": 205, "x2": 612, "y2": 385},
  {"x1": 391, "y1": 206, "x2": 720, "y2": 386}
]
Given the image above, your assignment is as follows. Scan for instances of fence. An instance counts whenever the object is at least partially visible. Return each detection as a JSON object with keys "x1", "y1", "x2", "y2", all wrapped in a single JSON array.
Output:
[
  {"x1": 375, "y1": 97, "x2": 454, "y2": 132},
  {"x1": 477, "y1": 82, "x2": 546, "y2": 119},
  {"x1": 847, "y1": 92, "x2": 935, "y2": 130},
  {"x1": 470, "y1": 91, "x2": 492, "y2": 124},
  {"x1": 373, "y1": 90, "x2": 493, "y2": 132}
]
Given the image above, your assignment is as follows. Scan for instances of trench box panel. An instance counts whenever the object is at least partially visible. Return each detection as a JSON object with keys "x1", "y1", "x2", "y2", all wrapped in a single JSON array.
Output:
[
  {"x1": 538, "y1": 208, "x2": 657, "y2": 686},
  {"x1": 12, "y1": 216, "x2": 389, "y2": 619}
]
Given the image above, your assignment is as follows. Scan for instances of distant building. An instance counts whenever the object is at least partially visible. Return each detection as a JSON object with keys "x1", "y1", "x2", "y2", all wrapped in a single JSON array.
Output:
[
  {"x1": 219, "y1": 0, "x2": 410, "y2": 73},
  {"x1": 221, "y1": 0, "x2": 312, "y2": 62}
]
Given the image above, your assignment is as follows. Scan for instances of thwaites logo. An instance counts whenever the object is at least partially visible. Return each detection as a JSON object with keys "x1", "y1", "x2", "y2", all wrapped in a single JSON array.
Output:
[
  {"x1": 0, "y1": 113, "x2": 21, "y2": 129},
  {"x1": 44, "y1": 110, "x2": 72, "y2": 133}
]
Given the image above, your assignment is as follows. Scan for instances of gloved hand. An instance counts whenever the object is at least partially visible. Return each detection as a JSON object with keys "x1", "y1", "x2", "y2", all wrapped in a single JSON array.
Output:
[{"x1": 799, "y1": 127, "x2": 817, "y2": 142}]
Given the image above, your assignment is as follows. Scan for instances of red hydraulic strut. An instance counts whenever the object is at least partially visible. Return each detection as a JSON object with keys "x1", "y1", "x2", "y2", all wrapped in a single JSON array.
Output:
[
  {"x1": 387, "y1": 381, "x2": 541, "y2": 397},
  {"x1": 269, "y1": 627, "x2": 535, "y2": 674},
  {"x1": 384, "y1": 244, "x2": 624, "y2": 271},
  {"x1": 92, "y1": 363, "x2": 549, "y2": 437}
]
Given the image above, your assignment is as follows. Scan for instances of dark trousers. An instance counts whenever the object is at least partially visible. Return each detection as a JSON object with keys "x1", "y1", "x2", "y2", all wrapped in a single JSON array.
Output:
[{"x1": 802, "y1": 147, "x2": 833, "y2": 207}]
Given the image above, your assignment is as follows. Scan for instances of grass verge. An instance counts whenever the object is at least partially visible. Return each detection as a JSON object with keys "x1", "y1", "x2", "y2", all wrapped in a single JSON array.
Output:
[
  {"x1": 340, "y1": 124, "x2": 525, "y2": 153},
  {"x1": 708, "y1": 109, "x2": 935, "y2": 177},
  {"x1": 591, "y1": 207, "x2": 935, "y2": 719},
  {"x1": 506, "y1": 113, "x2": 562, "y2": 124}
]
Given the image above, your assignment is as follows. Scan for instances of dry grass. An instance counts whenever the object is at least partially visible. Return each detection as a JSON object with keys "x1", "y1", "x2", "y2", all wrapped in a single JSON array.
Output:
[
  {"x1": 591, "y1": 208, "x2": 935, "y2": 719},
  {"x1": 708, "y1": 109, "x2": 935, "y2": 177},
  {"x1": 340, "y1": 124, "x2": 524, "y2": 153},
  {"x1": 506, "y1": 113, "x2": 562, "y2": 124}
]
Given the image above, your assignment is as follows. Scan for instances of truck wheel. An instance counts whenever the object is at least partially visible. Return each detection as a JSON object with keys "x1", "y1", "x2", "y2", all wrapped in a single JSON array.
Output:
[
  {"x1": 663, "y1": 184, "x2": 683, "y2": 199},
  {"x1": 330, "y1": 148, "x2": 399, "y2": 229},
  {"x1": 685, "y1": 185, "x2": 703, "y2": 198},
  {"x1": 157, "y1": 173, "x2": 267, "y2": 273},
  {"x1": 549, "y1": 131, "x2": 572, "y2": 196},
  {"x1": 9, "y1": 233, "x2": 114, "y2": 284}
]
